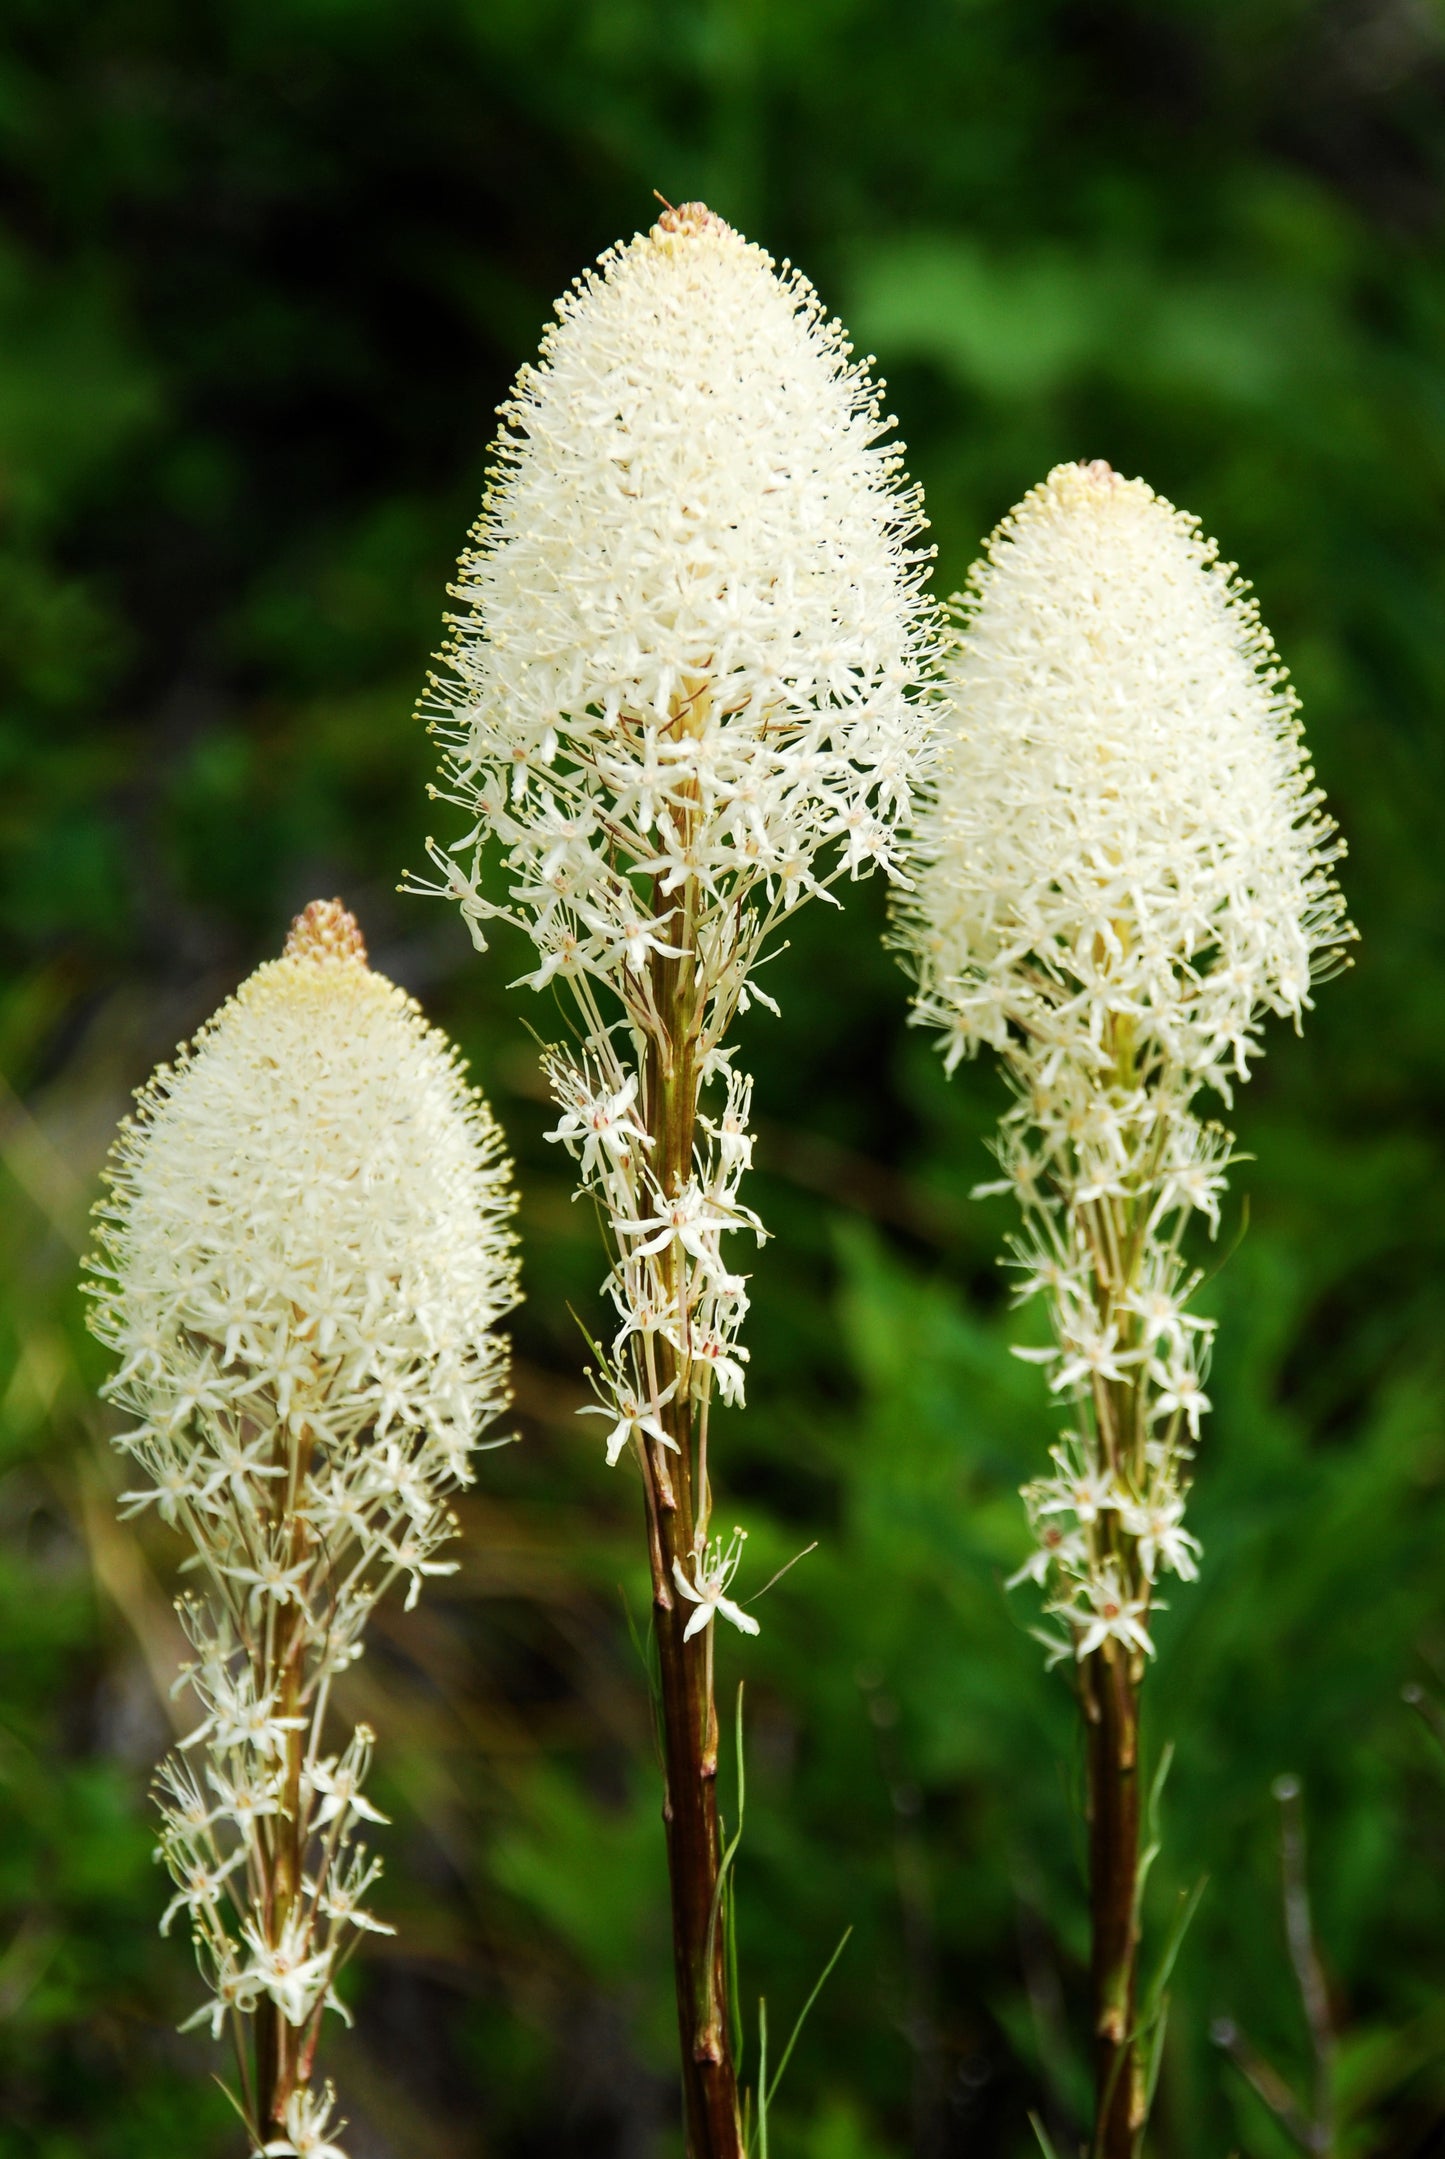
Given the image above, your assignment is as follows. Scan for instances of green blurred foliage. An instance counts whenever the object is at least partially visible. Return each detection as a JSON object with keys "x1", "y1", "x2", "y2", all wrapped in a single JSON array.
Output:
[{"x1": 2, "y1": 1, "x2": 1444, "y2": 2153}]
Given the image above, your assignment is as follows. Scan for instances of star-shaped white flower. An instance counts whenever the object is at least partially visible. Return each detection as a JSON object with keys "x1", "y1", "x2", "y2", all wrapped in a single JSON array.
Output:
[
  {"x1": 1151, "y1": 1363, "x2": 1211, "y2": 1440},
  {"x1": 578, "y1": 1377, "x2": 679, "y2": 1468},
  {"x1": 306, "y1": 1743, "x2": 389, "y2": 1831},
  {"x1": 1119, "y1": 1495, "x2": 1202, "y2": 1581},
  {"x1": 546, "y1": 1074, "x2": 652, "y2": 1182},
  {"x1": 1036, "y1": 1471, "x2": 1120, "y2": 1527},
  {"x1": 1051, "y1": 1323, "x2": 1143, "y2": 1396},
  {"x1": 616, "y1": 1183, "x2": 731, "y2": 1272},
  {"x1": 1006, "y1": 1520, "x2": 1087, "y2": 1590},
  {"x1": 158, "y1": 1847, "x2": 246, "y2": 1936},
  {"x1": 1068, "y1": 1570, "x2": 1155, "y2": 1661},
  {"x1": 262, "y1": 2080, "x2": 349, "y2": 2159},
  {"x1": 239, "y1": 1912, "x2": 333, "y2": 2027},
  {"x1": 672, "y1": 1528, "x2": 760, "y2": 1642}
]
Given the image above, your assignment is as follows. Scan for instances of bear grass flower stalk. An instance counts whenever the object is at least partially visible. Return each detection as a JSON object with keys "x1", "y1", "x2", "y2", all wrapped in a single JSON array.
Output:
[
  {"x1": 412, "y1": 202, "x2": 934, "y2": 2157},
  {"x1": 84, "y1": 901, "x2": 519, "y2": 2156},
  {"x1": 894, "y1": 463, "x2": 1352, "y2": 2157}
]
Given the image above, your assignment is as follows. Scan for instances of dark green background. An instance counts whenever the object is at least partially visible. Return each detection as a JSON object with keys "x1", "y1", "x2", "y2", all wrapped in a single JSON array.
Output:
[{"x1": 2, "y1": 3, "x2": 1443, "y2": 2153}]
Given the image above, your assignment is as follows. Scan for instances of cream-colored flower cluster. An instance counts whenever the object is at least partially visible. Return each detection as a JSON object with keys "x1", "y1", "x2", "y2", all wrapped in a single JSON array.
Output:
[
  {"x1": 896, "y1": 463, "x2": 1352, "y2": 1660},
  {"x1": 85, "y1": 901, "x2": 518, "y2": 2147},
  {"x1": 417, "y1": 205, "x2": 934, "y2": 1559},
  {"x1": 899, "y1": 461, "x2": 1348, "y2": 1087},
  {"x1": 420, "y1": 202, "x2": 933, "y2": 1004}
]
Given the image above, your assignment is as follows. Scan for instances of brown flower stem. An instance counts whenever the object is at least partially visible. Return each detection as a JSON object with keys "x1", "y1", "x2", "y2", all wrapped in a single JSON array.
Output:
[
  {"x1": 635, "y1": 738, "x2": 744, "y2": 2159},
  {"x1": 254, "y1": 1423, "x2": 314, "y2": 2133},
  {"x1": 254, "y1": 1999, "x2": 280, "y2": 2131},
  {"x1": 1084, "y1": 1642, "x2": 1143, "y2": 2159},
  {"x1": 649, "y1": 1479, "x2": 742, "y2": 2159},
  {"x1": 254, "y1": 1639, "x2": 304, "y2": 2127},
  {"x1": 1074, "y1": 1052, "x2": 1150, "y2": 2157}
]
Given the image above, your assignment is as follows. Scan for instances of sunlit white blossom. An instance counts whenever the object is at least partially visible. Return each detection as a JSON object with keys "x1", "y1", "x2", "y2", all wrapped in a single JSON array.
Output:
[
  {"x1": 578, "y1": 1374, "x2": 679, "y2": 1468},
  {"x1": 898, "y1": 463, "x2": 1349, "y2": 1088},
  {"x1": 1119, "y1": 1495, "x2": 1201, "y2": 1583},
  {"x1": 417, "y1": 201, "x2": 933, "y2": 981}
]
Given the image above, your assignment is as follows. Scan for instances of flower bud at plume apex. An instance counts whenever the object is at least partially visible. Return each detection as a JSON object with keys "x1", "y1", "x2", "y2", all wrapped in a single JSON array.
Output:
[
  {"x1": 652, "y1": 198, "x2": 731, "y2": 241},
  {"x1": 283, "y1": 895, "x2": 367, "y2": 963}
]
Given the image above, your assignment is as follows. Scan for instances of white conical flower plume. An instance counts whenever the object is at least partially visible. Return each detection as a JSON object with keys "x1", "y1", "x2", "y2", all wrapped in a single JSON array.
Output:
[
  {"x1": 412, "y1": 197, "x2": 934, "y2": 1481},
  {"x1": 895, "y1": 461, "x2": 1352, "y2": 2151},
  {"x1": 410, "y1": 203, "x2": 935, "y2": 2150},
  {"x1": 895, "y1": 459, "x2": 1353, "y2": 1648},
  {"x1": 84, "y1": 899, "x2": 519, "y2": 2150}
]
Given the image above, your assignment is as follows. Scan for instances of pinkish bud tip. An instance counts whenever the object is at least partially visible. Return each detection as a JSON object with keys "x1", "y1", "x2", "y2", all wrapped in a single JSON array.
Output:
[
  {"x1": 284, "y1": 898, "x2": 368, "y2": 965},
  {"x1": 652, "y1": 200, "x2": 730, "y2": 241}
]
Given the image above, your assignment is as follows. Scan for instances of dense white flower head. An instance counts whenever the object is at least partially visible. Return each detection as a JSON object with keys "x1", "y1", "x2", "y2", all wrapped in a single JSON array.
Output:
[
  {"x1": 895, "y1": 464, "x2": 1351, "y2": 1666},
  {"x1": 85, "y1": 900, "x2": 518, "y2": 2141},
  {"x1": 898, "y1": 459, "x2": 1351, "y2": 1089},
  {"x1": 416, "y1": 199, "x2": 935, "y2": 1017},
  {"x1": 412, "y1": 205, "x2": 934, "y2": 1527},
  {"x1": 90, "y1": 899, "x2": 517, "y2": 1529}
]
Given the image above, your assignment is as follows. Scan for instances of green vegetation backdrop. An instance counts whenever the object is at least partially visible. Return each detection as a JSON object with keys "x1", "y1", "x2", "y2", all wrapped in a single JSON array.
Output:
[{"x1": 2, "y1": 3, "x2": 1444, "y2": 2153}]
